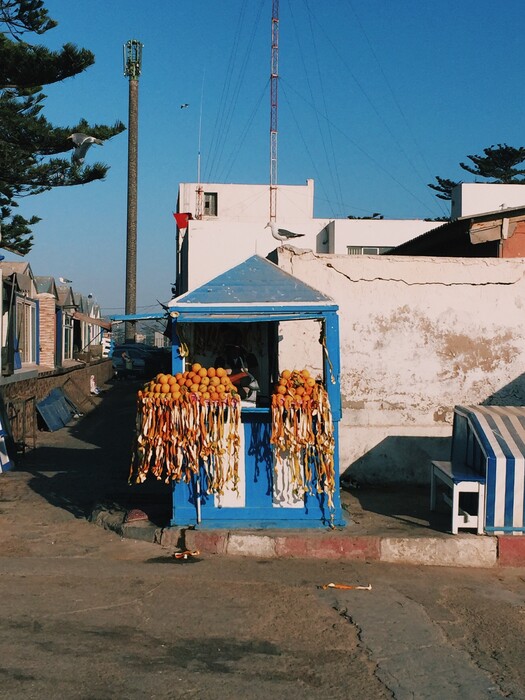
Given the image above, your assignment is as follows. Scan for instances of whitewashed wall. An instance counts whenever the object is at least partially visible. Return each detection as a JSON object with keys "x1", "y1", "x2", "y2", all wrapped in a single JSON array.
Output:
[
  {"x1": 277, "y1": 248, "x2": 525, "y2": 484},
  {"x1": 328, "y1": 218, "x2": 441, "y2": 254},
  {"x1": 452, "y1": 183, "x2": 525, "y2": 218},
  {"x1": 178, "y1": 180, "x2": 438, "y2": 291}
]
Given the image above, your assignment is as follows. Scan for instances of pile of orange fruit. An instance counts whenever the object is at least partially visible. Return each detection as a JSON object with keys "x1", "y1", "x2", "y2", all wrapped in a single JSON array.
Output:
[
  {"x1": 138, "y1": 363, "x2": 239, "y2": 403},
  {"x1": 272, "y1": 368, "x2": 318, "y2": 408}
]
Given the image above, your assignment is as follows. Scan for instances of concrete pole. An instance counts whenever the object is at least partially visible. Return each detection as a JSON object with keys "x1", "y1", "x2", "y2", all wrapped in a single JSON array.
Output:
[{"x1": 125, "y1": 76, "x2": 138, "y2": 342}]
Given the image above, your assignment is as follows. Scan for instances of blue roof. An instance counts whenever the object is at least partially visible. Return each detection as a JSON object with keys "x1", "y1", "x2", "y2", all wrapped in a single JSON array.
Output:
[{"x1": 172, "y1": 255, "x2": 334, "y2": 307}]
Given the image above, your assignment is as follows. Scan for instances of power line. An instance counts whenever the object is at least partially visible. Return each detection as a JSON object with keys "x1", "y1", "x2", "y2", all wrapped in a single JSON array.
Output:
[{"x1": 282, "y1": 78, "x2": 441, "y2": 214}]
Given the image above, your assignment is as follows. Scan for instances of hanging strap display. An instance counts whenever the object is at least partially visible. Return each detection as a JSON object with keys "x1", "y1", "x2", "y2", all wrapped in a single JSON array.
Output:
[
  {"x1": 270, "y1": 369, "x2": 336, "y2": 513},
  {"x1": 130, "y1": 364, "x2": 241, "y2": 494}
]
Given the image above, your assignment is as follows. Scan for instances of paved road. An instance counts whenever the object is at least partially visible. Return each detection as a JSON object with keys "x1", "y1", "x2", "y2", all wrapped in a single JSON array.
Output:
[{"x1": 1, "y1": 382, "x2": 525, "y2": 698}]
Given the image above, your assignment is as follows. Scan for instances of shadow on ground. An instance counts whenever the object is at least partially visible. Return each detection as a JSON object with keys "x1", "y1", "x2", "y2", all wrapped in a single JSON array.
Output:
[
  {"x1": 15, "y1": 379, "x2": 172, "y2": 527},
  {"x1": 13, "y1": 380, "x2": 452, "y2": 537},
  {"x1": 341, "y1": 484, "x2": 451, "y2": 537}
]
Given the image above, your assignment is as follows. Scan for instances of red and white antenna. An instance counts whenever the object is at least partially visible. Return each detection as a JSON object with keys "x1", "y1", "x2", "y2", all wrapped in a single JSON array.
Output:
[{"x1": 269, "y1": 0, "x2": 279, "y2": 222}]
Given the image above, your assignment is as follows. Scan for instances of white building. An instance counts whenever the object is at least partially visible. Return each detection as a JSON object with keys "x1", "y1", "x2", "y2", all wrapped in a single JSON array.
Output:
[
  {"x1": 176, "y1": 180, "x2": 441, "y2": 292},
  {"x1": 451, "y1": 183, "x2": 525, "y2": 219}
]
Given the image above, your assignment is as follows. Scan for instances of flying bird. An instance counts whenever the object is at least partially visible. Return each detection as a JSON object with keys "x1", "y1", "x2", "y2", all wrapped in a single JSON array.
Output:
[
  {"x1": 67, "y1": 133, "x2": 104, "y2": 164},
  {"x1": 59, "y1": 277, "x2": 72, "y2": 284},
  {"x1": 265, "y1": 221, "x2": 305, "y2": 243},
  {"x1": 180, "y1": 103, "x2": 189, "y2": 109}
]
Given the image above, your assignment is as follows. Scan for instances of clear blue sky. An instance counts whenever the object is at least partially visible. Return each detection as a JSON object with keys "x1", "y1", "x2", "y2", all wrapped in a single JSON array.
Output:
[{"x1": 14, "y1": 0, "x2": 525, "y2": 316}]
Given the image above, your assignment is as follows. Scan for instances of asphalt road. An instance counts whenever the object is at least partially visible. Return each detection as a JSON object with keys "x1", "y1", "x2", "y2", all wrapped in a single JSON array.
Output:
[{"x1": 1, "y1": 381, "x2": 525, "y2": 698}]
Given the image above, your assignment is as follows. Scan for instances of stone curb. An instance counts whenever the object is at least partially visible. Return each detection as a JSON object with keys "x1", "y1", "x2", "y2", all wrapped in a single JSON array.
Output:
[
  {"x1": 91, "y1": 507, "x2": 525, "y2": 568},
  {"x1": 159, "y1": 527, "x2": 501, "y2": 567}
]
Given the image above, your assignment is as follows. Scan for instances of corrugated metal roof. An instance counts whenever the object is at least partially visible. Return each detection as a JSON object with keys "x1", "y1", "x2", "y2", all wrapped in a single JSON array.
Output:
[
  {"x1": 389, "y1": 205, "x2": 525, "y2": 256},
  {"x1": 34, "y1": 276, "x2": 58, "y2": 296},
  {"x1": 56, "y1": 285, "x2": 76, "y2": 308},
  {"x1": 171, "y1": 255, "x2": 334, "y2": 307},
  {"x1": 0, "y1": 261, "x2": 32, "y2": 276},
  {"x1": 387, "y1": 219, "x2": 466, "y2": 255}
]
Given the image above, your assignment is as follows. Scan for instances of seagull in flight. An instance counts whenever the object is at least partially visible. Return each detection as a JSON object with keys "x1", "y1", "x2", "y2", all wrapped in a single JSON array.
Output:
[
  {"x1": 59, "y1": 277, "x2": 72, "y2": 284},
  {"x1": 180, "y1": 103, "x2": 189, "y2": 109},
  {"x1": 67, "y1": 133, "x2": 104, "y2": 164},
  {"x1": 265, "y1": 221, "x2": 305, "y2": 243}
]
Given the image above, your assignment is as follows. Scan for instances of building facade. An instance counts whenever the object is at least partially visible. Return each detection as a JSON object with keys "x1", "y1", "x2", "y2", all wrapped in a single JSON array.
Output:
[{"x1": 176, "y1": 179, "x2": 441, "y2": 293}]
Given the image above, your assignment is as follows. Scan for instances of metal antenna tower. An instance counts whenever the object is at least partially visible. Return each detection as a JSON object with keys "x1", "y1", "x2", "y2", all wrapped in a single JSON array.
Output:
[{"x1": 270, "y1": 0, "x2": 279, "y2": 222}]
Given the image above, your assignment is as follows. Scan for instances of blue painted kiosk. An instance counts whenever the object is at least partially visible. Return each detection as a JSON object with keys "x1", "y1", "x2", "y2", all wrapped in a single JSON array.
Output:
[{"x1": 167, "y1": 255, "x2": 344, "y2": 529}]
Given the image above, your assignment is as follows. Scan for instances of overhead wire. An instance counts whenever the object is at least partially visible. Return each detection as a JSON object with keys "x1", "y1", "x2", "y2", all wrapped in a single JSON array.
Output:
[
  {"x1": 214, "y1": 0, "x2": 265, "y2": 181},
  {"x1": 303, "y1": 0, "x2": 346, "y2": 219},
  {"x1": 281, "y1": 78, "x2": 440, "y2": 212},
  {"x1": 279, "y1": 83, "x2": 333, "y2": 212},
  {"x1": 204, "y1": 0, "x2": 248, "y2": 181},
  {"x1": 344, "y1": 0, "x2": 448, "y2": 217},
  {"x1": 293, "y1": 1, "x2": 445, "y2": 218},
  {"x1": 286, "y1": 0, "x2": 338, "y2": 218},
  {"x1": 219, "y1": 80, "x2": 268, "y2": 183},
  {"x1": 205, "y1": 0, "x2": 265, "y2": 182},
  {"x1": 211, "y1": 0, "x2": 265, "y2": 181},
  {"x1": 199, "y1": 2, "x2": 445, "y2": 217}
]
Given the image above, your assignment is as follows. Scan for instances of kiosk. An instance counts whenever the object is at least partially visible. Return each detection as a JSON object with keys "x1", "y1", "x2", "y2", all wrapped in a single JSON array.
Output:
[{"x1": 166, "y1": 255, "x2": 345, "y2": 529}]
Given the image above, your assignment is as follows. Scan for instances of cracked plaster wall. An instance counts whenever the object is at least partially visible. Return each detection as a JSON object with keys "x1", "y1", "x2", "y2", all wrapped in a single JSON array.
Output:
[{"x1": 277, "y1": 249, "x2": 525, "y2": 484}]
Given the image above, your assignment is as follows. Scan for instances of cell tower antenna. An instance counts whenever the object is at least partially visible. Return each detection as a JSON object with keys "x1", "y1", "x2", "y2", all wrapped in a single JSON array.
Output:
[{"x1": 270, "y1": 0, "x2": 279, "y2": 222}]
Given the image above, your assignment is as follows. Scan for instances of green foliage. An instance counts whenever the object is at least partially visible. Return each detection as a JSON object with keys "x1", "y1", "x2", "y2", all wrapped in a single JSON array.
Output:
[
  {"x1": 429, "y1": 145, "x2": 525, "y2": 206},
  {"x1": 460, "y1": 144, "x2": 525, "y2": 183},
  {"x1": 427, "y1": 176, "x2": 460, "y2": 201},
  {"x1": 0, "y1": 0, "x2": 125, "y2": 254},
  {"x1": 0, "y1": 0, "x2": 56, "y2": 37}
]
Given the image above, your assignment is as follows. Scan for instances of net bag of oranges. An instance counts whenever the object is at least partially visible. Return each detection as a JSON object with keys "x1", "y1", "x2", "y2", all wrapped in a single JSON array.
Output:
[
  {"x1": 270, "y1": 369, "x2": 336, "y2": 511},
  {"x1": 130, "y1": 363, "x2": 241, "y2": 494}
]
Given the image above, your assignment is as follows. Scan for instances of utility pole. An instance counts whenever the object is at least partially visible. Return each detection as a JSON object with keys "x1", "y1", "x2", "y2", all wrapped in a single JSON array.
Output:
[{"x1": 123, "y1": 39, "x2": 143, "y2": 342}]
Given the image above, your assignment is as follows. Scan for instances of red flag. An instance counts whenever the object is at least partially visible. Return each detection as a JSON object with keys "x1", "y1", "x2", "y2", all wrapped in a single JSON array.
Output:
[{"x1": 173, "y1": 212, "x2": 193, "y2": 229}]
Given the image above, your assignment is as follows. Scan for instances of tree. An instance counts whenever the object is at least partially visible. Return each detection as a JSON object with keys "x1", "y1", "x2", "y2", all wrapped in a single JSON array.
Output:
[
  {"x1": 428, "y1": 145, "x2": 525, "y2": 206},
  {"x1": 0, "y1": 0, "x2": 125, "y2": 253},
  {"x1": 347, "y1": 212, "x2": 384, "y2": 220},
  {"x1": 427, "y1": 176, "x2": 460, "y2": 201},
  {"x1": 459, "y1": 144, "x2": 525, "y2": 184}
]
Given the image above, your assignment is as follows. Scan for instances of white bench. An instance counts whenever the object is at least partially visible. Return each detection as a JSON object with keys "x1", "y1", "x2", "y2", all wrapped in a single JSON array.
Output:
[{"x1": 430, "y1": 460, "x2": 486, "y2": 535}]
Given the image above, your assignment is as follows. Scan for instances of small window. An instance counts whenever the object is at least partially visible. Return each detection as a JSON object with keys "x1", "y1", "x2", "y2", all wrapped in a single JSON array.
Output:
[
  {"x1": 15, "y1": 296, "x2": 37, "y2": 364},
  {"x1": 347, "y1": 246, "x2": 392, "y2": 256},
  {"x1": 204, "y1": 192, "x2": 218, "y2": 217},
  {"x1": 63, "y1": 314, "x2": 73, "y2": 360}
]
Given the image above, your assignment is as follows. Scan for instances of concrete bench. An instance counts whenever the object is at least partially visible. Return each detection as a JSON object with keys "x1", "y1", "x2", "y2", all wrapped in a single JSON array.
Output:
[{"x1": 430, "y1": 460, "x2": 486, "y2": 535}]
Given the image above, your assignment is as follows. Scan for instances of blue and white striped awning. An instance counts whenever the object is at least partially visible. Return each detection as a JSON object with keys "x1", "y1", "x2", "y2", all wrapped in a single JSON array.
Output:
[{"x1": 455, "y1": 405, "x2": 525, "y2": 534}]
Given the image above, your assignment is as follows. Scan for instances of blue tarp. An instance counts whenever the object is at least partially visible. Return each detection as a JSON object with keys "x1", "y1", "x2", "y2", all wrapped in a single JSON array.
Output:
[{"x1": 36, "y1": 388, "x2": 79, "y2": 432}]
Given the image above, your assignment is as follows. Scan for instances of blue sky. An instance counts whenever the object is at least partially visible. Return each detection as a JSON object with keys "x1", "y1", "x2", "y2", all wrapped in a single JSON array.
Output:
[{"x1": 13, "y1": 0, "x2": 525, "y2": 315}]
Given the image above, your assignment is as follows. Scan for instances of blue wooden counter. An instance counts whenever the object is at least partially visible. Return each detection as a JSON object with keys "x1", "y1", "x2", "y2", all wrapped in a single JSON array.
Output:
[{"x1": 171, "y1": 406, "x2": 344, "y2": 529}]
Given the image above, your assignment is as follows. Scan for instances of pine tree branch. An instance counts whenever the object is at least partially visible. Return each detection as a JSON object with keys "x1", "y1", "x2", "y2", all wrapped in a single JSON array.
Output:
[{"x1": 0, "y1": 1, "x2": 126, "y2": 253}]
